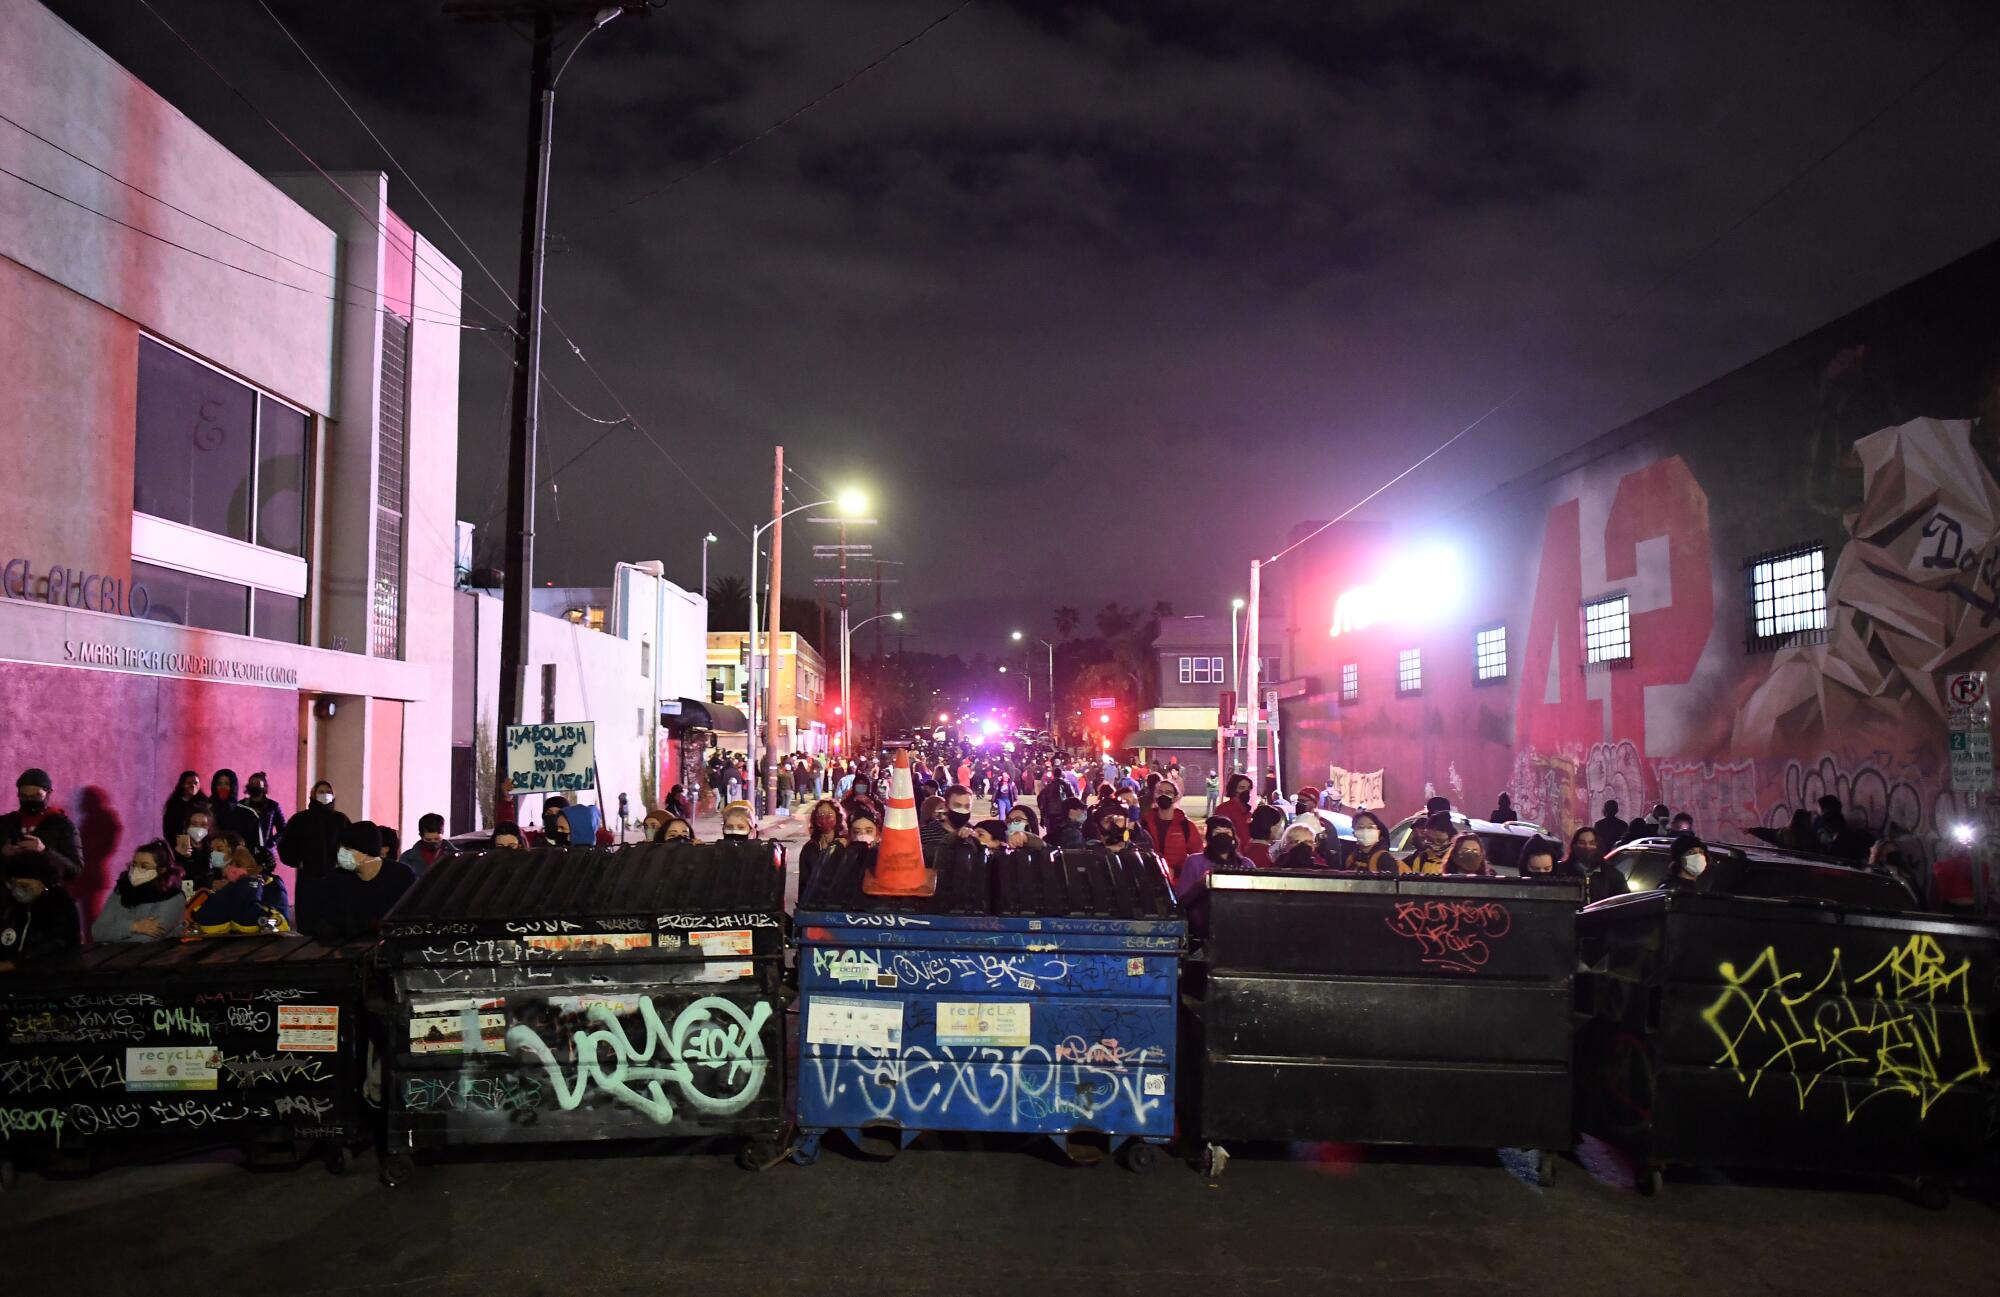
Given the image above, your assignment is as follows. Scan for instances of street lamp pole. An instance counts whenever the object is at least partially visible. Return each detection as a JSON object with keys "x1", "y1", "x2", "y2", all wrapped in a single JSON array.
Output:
[
  {"x1": 701, "y1": 532, "x2": 717, "y2": 596},
  {"x1": 1011, "y1": 631, "x2": 1056, "y2": 738},
  {"x1": 843, "y1": 611, "x2": 902, "y2": 755},
  {"x1": 746, "y1": 487, "x2": 867, "y2": 814},
  {"x1": 1230, "y1": 596, "x2": 1245, "y2": 773}
]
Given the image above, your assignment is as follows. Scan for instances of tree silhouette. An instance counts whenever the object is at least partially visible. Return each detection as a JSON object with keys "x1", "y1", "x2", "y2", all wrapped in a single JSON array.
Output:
[
  {"x1": 1053, "y1": 606, "x2": 1080, "y2": 640},
  {"x1": 1095, "y1": 603, "x2": 1137, "y2": 641},
  {"x1": 707, "y1": 576, "x2": 749, "y2": 630}
]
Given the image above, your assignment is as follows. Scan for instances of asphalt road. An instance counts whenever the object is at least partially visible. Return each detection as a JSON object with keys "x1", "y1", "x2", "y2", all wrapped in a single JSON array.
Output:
[{"x1": 3, "y1": 1135, "x2": 1993, "y2": 1296}]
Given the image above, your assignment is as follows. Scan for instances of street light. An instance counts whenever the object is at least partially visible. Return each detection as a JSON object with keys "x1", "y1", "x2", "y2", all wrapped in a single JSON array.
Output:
[
  {"x1": 1229, "y1": 596, "x2": 1246, "y2": 774},
  {"x1": 1011, "y1": 630, "x2": 1056, "y2": 738},
  {"x1": 747, "y1": 487, "x2": 867, "y2": 813},
  {"x1": 840, "y1": 609, "x2": 902, "y2": 756},
  {"x1": 701, "y1": 532, "x2": 718, "y2": 595}
]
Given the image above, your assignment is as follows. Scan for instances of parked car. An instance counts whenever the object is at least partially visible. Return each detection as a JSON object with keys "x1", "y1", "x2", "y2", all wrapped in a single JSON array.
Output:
[
  {"x1": 1599, "y1": 836, "x2": 1919, "y2": 907},
  {"x1": 1384, "y1": 811, "x2": 1558, "y2": 876}
]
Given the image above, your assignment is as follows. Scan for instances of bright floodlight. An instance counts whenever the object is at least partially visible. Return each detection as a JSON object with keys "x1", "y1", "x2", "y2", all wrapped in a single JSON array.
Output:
[
  {"x1": 1383, "y1": 541, "x2": 1464, "y2": 621},
  {"x1": 892, "y1": 611, "x2": 904, "y2": 621},
  {"x1": 998, "y1": 665, "x2": 1008, "y2": 673},
  {"x1": 836, "y1": 488, "x2": 868, "y2": 516},
  {"x1": 982, "y1": 719, "x2": 1000, "y2": 736},
  {"x1": 1231, "y1": 598, "x2": 1245, "y2": 610},
  {"x1": 1011, "y1": 630, "x2": 1023, "y2": 640},
  {"x1": 1953, "y1": 823, "x2": 1977, "y2": 844}
]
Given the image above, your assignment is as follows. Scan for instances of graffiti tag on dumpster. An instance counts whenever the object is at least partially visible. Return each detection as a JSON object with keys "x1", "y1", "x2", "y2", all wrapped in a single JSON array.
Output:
[
  {"x1": 805, "y1": 1044, "x2": 1167, "y2": 1128},
  {"x1": 1700, "y1": 934, "x2": 1992, "y2": 1121},
  {"x1": 1384, "y1": 900, "x2": 1512, "y2": 973},
  {"x1": 506, "y1": 995, "x2": 772, "y2": 1125}
]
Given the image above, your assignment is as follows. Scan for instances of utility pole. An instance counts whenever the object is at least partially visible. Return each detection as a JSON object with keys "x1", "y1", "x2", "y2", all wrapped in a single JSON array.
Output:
[
  {"x1": 764, "y1": 446, "x2": 785, "y2": 816},
  {"x1": 1244, "y1": 558, "x2": 1263, "y2": 797},
  {"x1": 451, "y1": 0, "x2": 643, "y2": 822}
]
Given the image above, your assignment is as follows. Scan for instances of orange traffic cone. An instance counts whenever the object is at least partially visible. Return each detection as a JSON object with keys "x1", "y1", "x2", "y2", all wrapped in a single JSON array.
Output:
[{"x1": 864, "y1": 747, "x2": 937, "y2": 896}]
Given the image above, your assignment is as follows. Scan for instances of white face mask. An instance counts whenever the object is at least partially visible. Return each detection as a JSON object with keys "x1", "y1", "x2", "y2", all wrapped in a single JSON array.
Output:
[
  {"x1": 1355, "y1": 827, "x2": 1380, "y2": 848},
  {"x1": 336, "y1": 846, "x2": 360, "y2": 871},
  {"x1": 187, "y1": 825, "x2": 208, "y2": 843},
  {"x1": 1682, "y1": 853, "x2": 1708, "y2": 877},
  {"x1": 314, "y1": 791, "x2": 334, "y2": 805},
  {"x1": 209, "y1": 850, "x2": 228, "y2": 871},
  {"x1": 129, "y1": 866, "x2": 158, "y2": 886}
]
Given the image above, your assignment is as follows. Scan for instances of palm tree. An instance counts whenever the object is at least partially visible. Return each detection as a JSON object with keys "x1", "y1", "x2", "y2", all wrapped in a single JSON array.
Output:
[
  {"x1": 1096, "y1": 603, "x2": 1136, "y2": 641},
  {"x1": 707, "y1": 576, "x2": 750, "y2": 630},
  {"x1": 1053, "y1": 606, "x2": 1080, "y2": 641}
]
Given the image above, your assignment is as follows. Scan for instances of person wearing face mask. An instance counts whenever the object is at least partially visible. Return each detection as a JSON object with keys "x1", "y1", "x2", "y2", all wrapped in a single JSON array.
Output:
[
  {"x1": 1660, "y1": 833, "x2": 1712, "y2": 891},
  {"x1": 840, "y1": 773, "x2": 883, "y2": 834},
  {"x1": 1002, "y1": 806, "x2": 1048, "y2": 860},
  {"x1": 972, "y1": 819, "x2": 1011, "y2": 853},
  {"x1": 1568, "y1": 827, "x2": 1623, "y2": 903},
  {"x1": 282, "y1": 780, "x2": 350, "y2": 937},
  {"x1": 1443, "y1": 832, "x2": 1492, "y2": 876},
  {"x1": 664, "y1": 784, "x2": 692, "y2": 822},
  {"x1": 1401, "y1": 812, "x2": 1455, "y2": 874},
  {"x1": 1243, "y1": 803, "x2": 1286, "y2": 868},
  {"x1": 1175, "y1": 822, "x2": 1244, "y2": 927},
  {"x1": 1209, "y1": 773, "x2": 1257, "y2": 845},
  {"x1": 1273, "y1": 822, "x2": 1322, "y2": 870},
  {"x1": 800, "y1": 800, "x2": 845, "y2": 899},
  {"x1": 1347, "y1": 811, "x2": 1397, "y2": 873},
  {"x1": 161, "y1": 769, "x2": 210, "y2": 843},
  {"x1": 534, "y1": 796, "x2": 575, "y2": 846},
  {"x1": 923, "y1": 785, "x2": 977, "y2": 867},
  {"x1": 397, "y1": 813, "x2": 457, "y2": 880},
  {"x1": 719, "y1": 804, "x2": 756, "y2": 840},
  {"x1": 240, "y1": 770, "x2": 287, "y2": 859},
  {"x1": 1089, "y1": 802, "x2": 1154, "y2": 853},
  {"x1": 324, "y1": 821, "x2": 415, "y2": 941},
  {"x1": 206, "y1": 769, "x2": 262, "y2": 856},
  {"x1": 491, "y1": 821, "x2": 526, "y2": 851},
  {"x1": 1141, "y1": 788, "x2": 1201, "y2": 879},
  {"x1": 0, "y1": 854, "x2": 81, "y2": 970},
  {"x1": 652, "y1": 816, "x2": 696, "y2": 846},
  {"x1": 173, "y1": 808, "x2": 218, "y2": 885},
  {"x1": 1, "y1": 767, "x2": 83, "y2": 884},
  {"x1": 92, "y1": 841, "x2": 187, "y2": 943},
  {"x1": 188, "y1": 831, "x2": 291, "y2": 936},
  {"x1": 1053, "y1": 797, "x2": 1089, "y2": 850}
]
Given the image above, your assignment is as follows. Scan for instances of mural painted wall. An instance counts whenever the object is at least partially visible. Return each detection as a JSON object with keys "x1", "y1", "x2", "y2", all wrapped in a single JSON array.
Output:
[{"x1": 1284, "y1": 240, "x2": 2000, "y2": 865}]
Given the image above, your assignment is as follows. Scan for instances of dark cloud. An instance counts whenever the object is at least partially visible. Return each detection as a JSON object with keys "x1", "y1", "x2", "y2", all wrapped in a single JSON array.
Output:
[{"x1": 40, "y1": 0, "x2": 2000, "y2": 654}]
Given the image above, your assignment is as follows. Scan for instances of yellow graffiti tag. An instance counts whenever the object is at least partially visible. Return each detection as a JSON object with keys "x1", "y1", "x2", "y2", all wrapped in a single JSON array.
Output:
[{"x1": 1700, "y1": 934, "x2": 1991, "y2": 1121}]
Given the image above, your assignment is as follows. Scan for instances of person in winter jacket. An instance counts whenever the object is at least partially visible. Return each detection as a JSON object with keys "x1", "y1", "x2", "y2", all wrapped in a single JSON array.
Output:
[
  {"x1": 323, "y1": 821, "x2": 415, "y2": 941},
  {"x1": 397, "y1": 813, "x2": 456, "y2": 880},
  {"x1": 172, "y1": 807, "x2": 218, "y2": 886},
  {"x1": 91, "y1": 841, "x2": 186, "y2": 943},
  {"x1": 188, "y1": 832, "x2": 291, "y2": 935},
  {"x1": 1209, "y1": 773, "x2": 1256, "y2": 843},
  {"x1": 0, "y1": 852, "x2": 82, "y2": 968},
  {"x1": 206, "y1": 769, "x2": 263, "y2": 856},
  {"x1": 1346, "y1": 811, "x2": 1398, "y2": 873},
  {"x1": 240, "y1": 771, "x2": 287, "y2": 858},
  {"x1": 281, "y1": 780, "x2": 351, "y2": 937},
  {"x1": 1142, "y1": 792, "x2": 1202, "y2": 880},
  {"x1": 1, "y1": 767, "x2": 83, "y2": 883},
  {"x1": 799, "y1": 800, "x2": 845, "y2": 901}
]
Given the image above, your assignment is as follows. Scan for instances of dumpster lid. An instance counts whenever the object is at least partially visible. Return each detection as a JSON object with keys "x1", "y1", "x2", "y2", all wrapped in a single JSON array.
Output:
[
  {"x1": 381, "y1": 841, "x2": 783, "y2": 930},
  {"x1": 994, "y1": 846, "x2": 1180, "y2": 920},
  {"x1": 1209, "y1": 866, "x2": 1582, "y2": 903},
  {"x1": 798, "y1": 841, "x2": 990, "y2": 916}
]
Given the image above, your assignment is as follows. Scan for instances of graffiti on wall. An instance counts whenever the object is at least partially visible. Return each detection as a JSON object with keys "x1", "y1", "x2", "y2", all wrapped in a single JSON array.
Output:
[
  {"x1": 1654, "y1": 759, "x2": 1759, "y2": 842},
  {"x1": 1700, "y1": 934, "x2": 1991, "y2": 1121}
]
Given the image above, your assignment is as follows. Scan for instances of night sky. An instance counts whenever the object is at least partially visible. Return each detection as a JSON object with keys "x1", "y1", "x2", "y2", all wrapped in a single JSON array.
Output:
[{"x1": 43, "y1": 0, "x2": 2000, "y2": 653}]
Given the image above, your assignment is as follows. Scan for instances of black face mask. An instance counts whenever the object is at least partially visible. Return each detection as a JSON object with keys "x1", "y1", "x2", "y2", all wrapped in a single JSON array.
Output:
[
  {"x1": 1156, "y1": 796, "x2": 1174, "y2": 811},
  {"x1": 1208, "y1": 836, "x2": 1237, "y2": 859},
  {"x1": 1280, "y1": 842, "x2": 1317, "y2": 868},
  {"x1": 947, "y1": 810, "x2": 971, "y2": 829},
  {"x1": 1235, "y1": 790, "x2": 1251, "y2": 805},
  {"x1": 247, "y1": 786, "x2": 266, "y2": 800},
  {"x1": 19, "y1": 795, "x2": 45, "y2": 814}
]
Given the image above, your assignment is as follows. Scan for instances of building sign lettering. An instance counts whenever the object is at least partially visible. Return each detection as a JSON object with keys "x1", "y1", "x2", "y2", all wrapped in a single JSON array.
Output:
[
  {"x1": 61, "y1": 640, "x2": 299, "y2": 687},
  {"x1": 4, "y1": 558, "x2": 149, "y2": 618}
]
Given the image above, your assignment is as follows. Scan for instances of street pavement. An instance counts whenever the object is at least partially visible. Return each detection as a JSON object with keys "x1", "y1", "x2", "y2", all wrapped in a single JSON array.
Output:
[{"x1": 2, "y1": 1133, "x2": 1992, "y2": 1295}]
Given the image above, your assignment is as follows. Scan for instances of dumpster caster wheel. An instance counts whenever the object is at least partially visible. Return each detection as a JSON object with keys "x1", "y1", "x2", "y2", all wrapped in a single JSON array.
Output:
[
  {"x1": 737, "y1": 1138, "x2": 787, "y2": 1172},
  {"x1": 323, "y1": 1146, "x2": 354, "y2": 1177},
  {"x1": 1535, "y1": 1151, "x2": 1556, "y2": 1188},
  {"x1": 1637, "y1": 1167, "x2": 1663, "y2": 1198},
  {"x1": 1199, "y1": 1143, "x2": 1229, "y2": 1179},
  {"x1": 1914, "y1": 1178, "x2": 1951, "y2": 1211},
  {"x1": 1120, "y1": 1142, "x2": 1158, "y2": 1173},
  {"x1": 790, "y1": 1136, "x2": 822, "y2": 1167},
  {"x1": 378, "y1": 1152, "x2": 416, "y2": 1188}
]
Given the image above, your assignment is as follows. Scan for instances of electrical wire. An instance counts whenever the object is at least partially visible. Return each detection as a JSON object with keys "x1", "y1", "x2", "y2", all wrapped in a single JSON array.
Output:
[
  {"x1": 0, "y1": 161, "x2": 488, "y2": 330},
  {"x1": 1261, "y1": 14, "x2": 1997, "y2": 567},
  {"x1": 564, "y1": 0, "x2": 976, "y2": 236}
]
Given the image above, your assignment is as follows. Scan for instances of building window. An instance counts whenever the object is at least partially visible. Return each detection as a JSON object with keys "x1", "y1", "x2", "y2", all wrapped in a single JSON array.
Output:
[
  {"x1": 1211, "y1": 655, "x2": 1225, "y2": 683},
  {"x1": 1397, "y1": 648, "x2": 1422, "y2": 695},
  {"x1": 134, "y1": 561, "x2": 248, "y2": 636},
  {"x1": 371, "y1": 318, "x2": 411, "y2": 659},
  {"x1": 135, "y1": 338, "x2": 309, "y2": 555},
  {"x1": 251, "y1": 588, "x2": 303, "y2": 645},
  {"x1": 1177, "y1": 656, "x2": 1192, "y2": 685},
  {"x1": 1341, "y1": 662, "x2": 1358, "y2": 702},
  {"x1": 1584, "y1": 594, "x2": 1632, "y2": 665},
  {"x1": 1747, "y1": 545, "x2": 1828, "y2": 649},
  {"x1": 1474, "y1": 625, "x2": 1507, "y2": 682}
]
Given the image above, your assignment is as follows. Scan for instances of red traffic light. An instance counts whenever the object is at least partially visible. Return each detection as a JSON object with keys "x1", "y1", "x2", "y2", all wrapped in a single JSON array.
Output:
[{"x1": 1099, "y1": 713, "x2": 1110, "y2": 724}]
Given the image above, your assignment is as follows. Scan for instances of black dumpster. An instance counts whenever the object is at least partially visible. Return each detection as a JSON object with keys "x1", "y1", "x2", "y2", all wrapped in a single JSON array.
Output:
[
  {"x1": 376, "y1": 842, "x2": 787, "y2": 1184},
  {"x1": 1575, "y1": 860, "x2": 2000, "y2": 1200},
  {"x1": 0, "y1": 938, "x2": 370, "y2": 1183},
  {"x1": 1191, "y1": 869, "x2": 1582, "y2": 1181}
]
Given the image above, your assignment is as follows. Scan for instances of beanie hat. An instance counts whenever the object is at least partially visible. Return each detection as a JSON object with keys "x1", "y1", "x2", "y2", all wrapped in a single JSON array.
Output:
[{"x1": 16, "y1": 768, "x2": 51, "y2": 792}]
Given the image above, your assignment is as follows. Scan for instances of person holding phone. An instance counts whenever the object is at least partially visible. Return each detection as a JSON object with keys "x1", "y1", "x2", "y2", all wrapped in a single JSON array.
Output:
[{"x1": 0, "y1": 767, "x2": 82, "y2": 884}]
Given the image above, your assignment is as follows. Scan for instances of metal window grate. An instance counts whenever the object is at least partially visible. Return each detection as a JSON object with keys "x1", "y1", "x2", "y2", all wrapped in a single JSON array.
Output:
[
  {"x1": 1747, "y1": 545, "x2": 1827, "y2": 650},
  {"x1": 1341, "y1": 662, "x2": 1358, "y2": 702},
  {"x1": 371, "y1": 316, "x2": 411, "y2": 659},
  {"x1": 1583, "y1": 594, "x2": 1631, "y2": 665},
  {"x1": 1397, "y1": 647, "x2": 1421, "y2": 695},
  {"x1": 1474, "y1": 625, "x2": 1507, "y2": 682}
]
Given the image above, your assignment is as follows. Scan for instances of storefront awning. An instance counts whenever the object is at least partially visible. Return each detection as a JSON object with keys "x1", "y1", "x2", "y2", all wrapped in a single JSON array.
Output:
[
  {"x1": 662, "y1": 697, "x2": 748, "y2": 734},
  {"x1": 1128, "y1": 728, "x2": 1218, "y2": 750}
]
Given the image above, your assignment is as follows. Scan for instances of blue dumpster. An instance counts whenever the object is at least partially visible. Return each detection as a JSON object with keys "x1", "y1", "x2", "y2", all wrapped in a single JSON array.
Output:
[{"x1": 793, "y1": 845, "x2": 1184, "y2": 1167}]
